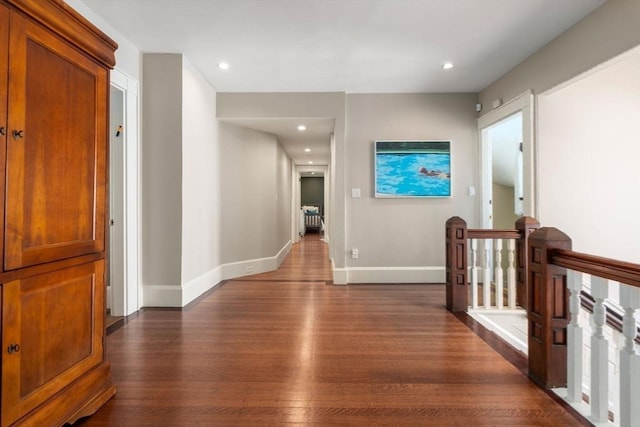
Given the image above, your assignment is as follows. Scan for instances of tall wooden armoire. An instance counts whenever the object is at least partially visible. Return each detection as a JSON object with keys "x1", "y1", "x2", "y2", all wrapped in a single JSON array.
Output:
[{"x1": 0, "y1": 0, "x2": 117, "y2": 425}]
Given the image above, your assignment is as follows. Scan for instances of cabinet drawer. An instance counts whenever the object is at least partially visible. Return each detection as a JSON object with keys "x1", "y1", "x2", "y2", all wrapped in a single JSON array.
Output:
[{"x1": 1, "y1": 260, "x2": 105, "y2": 425}]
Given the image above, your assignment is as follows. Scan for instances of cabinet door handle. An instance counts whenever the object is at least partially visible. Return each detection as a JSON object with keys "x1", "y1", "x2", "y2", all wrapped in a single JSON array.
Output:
[
  {"x1": 12, "y1": 129, "x2": 25, "y2": 140},
  {"x1": 7, "y1": 343, "x2": 20, "y2": 354},
  {"x1": 0, "y1": 126, "x2": 6, "y2": 136}
]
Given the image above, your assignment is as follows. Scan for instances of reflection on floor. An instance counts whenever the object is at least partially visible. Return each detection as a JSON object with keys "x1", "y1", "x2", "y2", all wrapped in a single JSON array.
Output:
[{"x1": 467, "y1": 309, "x2": 528, "y2": 355}]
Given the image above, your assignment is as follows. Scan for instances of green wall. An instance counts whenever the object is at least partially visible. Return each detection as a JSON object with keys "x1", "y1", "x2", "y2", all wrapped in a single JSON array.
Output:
[{"x1": 301, "y1": 177, "x2": 324, "y2": 215}]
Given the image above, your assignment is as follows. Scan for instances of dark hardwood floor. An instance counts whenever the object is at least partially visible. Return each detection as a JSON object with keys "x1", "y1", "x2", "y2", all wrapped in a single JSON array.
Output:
[{"x1": 80, "y1": 234, "x2": 584, "y2": 426}]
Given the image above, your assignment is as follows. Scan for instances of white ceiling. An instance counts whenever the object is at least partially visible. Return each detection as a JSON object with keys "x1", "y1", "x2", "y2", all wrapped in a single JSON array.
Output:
[{"x1": 80, "y1": 0, "x2": 605, "y2": 166}]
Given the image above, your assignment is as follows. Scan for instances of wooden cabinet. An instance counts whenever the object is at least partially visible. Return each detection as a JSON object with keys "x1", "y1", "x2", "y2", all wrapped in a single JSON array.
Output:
[
  {"x1": 0, "y1": 1, "x2": 117, "y2": 425},
  {"x1": 5, "y1": 6, "x2": 107, "y2": 271},
  {"x1": 2, "y1": 261, "x2": 107, "y2": 425}
]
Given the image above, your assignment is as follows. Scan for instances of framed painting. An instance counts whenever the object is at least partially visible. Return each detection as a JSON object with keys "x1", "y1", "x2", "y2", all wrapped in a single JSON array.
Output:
[{"x1": 374, "y1": 140, "x2": 451, "y2": 198}]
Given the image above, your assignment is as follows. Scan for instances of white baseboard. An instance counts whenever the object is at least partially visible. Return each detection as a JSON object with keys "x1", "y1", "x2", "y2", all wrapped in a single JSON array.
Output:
[
  {"x1": 182, "y1": 267, "x2": 223, "y2": 306},
  {"x1": 330, "y1": 258, "x2": 347, "y2": 285},
  {"x1": 331, "y1": 263, "x2": 443, "y2": 284},
  {"x1": 221, "y1": 240, "x2": 292, "y2": 280},
  {"x1": 142, "y1": 241, "x2": 292, "y2": 308},
  {"x1": 143, "y1": 247, "x2": 442, "y2": 306},
  {"x1": 142, "y1": 267, "x2": 223, "y2": 308},
  {"x1": 346, "y1": 266, "x2": 445, "y2": 284},
  {"x1": 275, "y1": 240, "x2": 292, "y2": 268},
  {"x1": 141, "y1": 284, "x2": 183, "y2": 307}
]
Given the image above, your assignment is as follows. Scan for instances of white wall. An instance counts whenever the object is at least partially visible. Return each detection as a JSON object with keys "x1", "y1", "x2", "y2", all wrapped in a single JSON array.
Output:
[
  {"x1": 276, "y1": 142, "x2": 293, "y2": 249},
  {"x1": 142, "y1": 53, "x2": 227, "y2": 306},
  {"x1": 181, "y1": 57, "x2": 222, "y2": 303},
  {"x1": 141, "y1": 54, "x2": 183, "y2": 293},
  {"x1": 218, "y1": 123, "x2": 291, "y2": 266},
  {"x1": 537, "y1": 50, "x2": 640, "y2": 262},
  {"x1": 344, "y1": 94, "x2": 478, "y2": 283},
  {"x1": 480, "y1": 0, "x2": 640, "y2": 108}
]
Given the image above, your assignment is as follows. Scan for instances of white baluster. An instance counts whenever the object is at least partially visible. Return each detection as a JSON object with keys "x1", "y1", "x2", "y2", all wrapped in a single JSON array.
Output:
[
  {"x1": 590, "y1": 276, "x2": 609, "y2": 423},
  {"x1": 618, "y1": 284, "x2": 640, "y2": 427},
  {"x1": 470, "y1": 239, "x2": 478, "y2": 310},
  {"x1": 494, "y1": 239, "x2": 503, "y2": 309},
  {"x1": 507, "y1": 239, "x2": 516, "y2": 309},
  {"x1": 566, "y1": 270, "x2": 584, "y2": 403},
  {"x1": 483, "y1": 240, "x2": 491, "y2": 309}
]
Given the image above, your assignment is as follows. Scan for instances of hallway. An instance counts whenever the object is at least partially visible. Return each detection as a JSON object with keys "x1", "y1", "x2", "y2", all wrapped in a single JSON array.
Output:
[{"x1": 80, "y1": 235, "x2": 584, "y2": 426}]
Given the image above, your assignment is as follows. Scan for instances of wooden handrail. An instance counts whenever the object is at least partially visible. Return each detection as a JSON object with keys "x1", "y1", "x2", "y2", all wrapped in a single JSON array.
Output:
[
  {"x1": 554, "y1": 247, "x2": 640, "y2": 342},
  {"x1": 467, "y1": 229, "x2": 521, "y2": 240},
  {"x1": 552, "y1": 249, "x2": 640, "y2": 289}
]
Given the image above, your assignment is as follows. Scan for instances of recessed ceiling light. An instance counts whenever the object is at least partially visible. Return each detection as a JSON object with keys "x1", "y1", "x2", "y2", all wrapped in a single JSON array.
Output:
[
  {"x1": 298, "y1": 125, "x2": 306, "y2": 131},
  {"x1": 442, "y1": 62, "x2": 454, "y2": 70},
  {"x1": 304, "y1": 148, "x2": 311, "y2": 152},
  {"x1": 218, "y1": 62, "x2": 229, "y2": 70},
  {"x1": 308, "y1": 161, "x2": 313, "y2": 164},
  {"x1": 311, "y1": 172, "x2": 315, "y2": 175}
]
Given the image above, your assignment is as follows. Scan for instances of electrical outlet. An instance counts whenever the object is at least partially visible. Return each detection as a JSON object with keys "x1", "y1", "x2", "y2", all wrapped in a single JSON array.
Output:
[{"x1": 351, "y1": 249, "x2": 359, "y2": 259}]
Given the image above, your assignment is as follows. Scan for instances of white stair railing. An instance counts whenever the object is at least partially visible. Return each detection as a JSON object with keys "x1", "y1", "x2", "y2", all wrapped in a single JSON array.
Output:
[
  {"x1": 618, "y1": 284, "x2": 640, "y2": 427},
  {"x1": 483, "y1": 239, "x2": 491, "y2": 308},
  {"x1": 507, "y1": 239, "x2": 516, "y2": 309},
  {"x1": 559, "y1": 271, "x2": 640, "y2": 427},
  {"x1": 468, "y1": 237, "x2": 519, "y2": 311},
  {"x1": 470, "y1": 239, "x2": 479, "y2": 309}
]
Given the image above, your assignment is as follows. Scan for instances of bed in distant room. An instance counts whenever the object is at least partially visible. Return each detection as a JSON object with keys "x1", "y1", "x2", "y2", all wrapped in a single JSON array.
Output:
[{"x1": 301, "y1": 205, "x2": 323, "y2": 235}]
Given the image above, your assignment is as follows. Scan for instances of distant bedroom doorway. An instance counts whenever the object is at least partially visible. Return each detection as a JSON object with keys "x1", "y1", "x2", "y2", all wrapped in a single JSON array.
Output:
[{"x1": 293, "y1": 166, "x2": 329, "y2": 243}]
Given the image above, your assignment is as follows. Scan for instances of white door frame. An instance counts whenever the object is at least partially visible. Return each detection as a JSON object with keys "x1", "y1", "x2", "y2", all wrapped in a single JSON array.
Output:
[
  {"x1": 292, "y1": 165, "x2": 330, "y2": 243},
  {"x1": 478, "y1": 91, "x2": 536, "y2": 227},
  {"x1": 291, "y1": 163, "x2": 301, "y2": 243},
  {"x1": 109, "y1": 69, "x2": 140, "y2": 316}
]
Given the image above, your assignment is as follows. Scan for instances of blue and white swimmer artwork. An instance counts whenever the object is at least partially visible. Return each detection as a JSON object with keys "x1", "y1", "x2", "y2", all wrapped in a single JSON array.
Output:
[{"x1": 375, "y1": 140, "x2": 451, "y2": 197}]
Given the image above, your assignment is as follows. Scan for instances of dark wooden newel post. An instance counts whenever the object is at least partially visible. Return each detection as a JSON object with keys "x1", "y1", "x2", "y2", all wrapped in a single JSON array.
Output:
[
  {"x1": 445, "y1": 217, "x2": 468, "y2": 312},
  {"x1": 515, "y1": 216, "x2": 541, "y2": 309},
  {"x1": 527, "y1": 227, "x2": 571, "y2": 388}
]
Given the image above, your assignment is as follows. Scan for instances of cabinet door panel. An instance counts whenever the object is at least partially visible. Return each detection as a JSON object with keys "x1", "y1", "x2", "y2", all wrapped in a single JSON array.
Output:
[
  {"x1": 5, "y1": 12, "x2": 107, "y2": 270},
  {"x1": 1, "y1": 260, "x2": 105, "y2": 425}
]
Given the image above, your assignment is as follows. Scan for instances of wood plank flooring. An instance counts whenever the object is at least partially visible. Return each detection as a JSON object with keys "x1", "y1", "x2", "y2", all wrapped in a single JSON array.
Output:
[{"x1": 80, "y1": 234, "x2": 584, "y2": 426}]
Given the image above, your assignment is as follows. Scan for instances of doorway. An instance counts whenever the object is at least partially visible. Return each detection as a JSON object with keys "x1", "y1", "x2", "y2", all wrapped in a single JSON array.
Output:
[
  {"x1": 478, "y1": 91, "x2": 535, "y2": 229},
  {"x1": 481, "y1": 112, "x2": 523, "y2": 228},
  {"x1": 108, "y1": 69, "x2": 140, "y2": 317},
  {"x1": 293, "y1": 165, "x2": 329, "y2": 243},
  {"x1": 108, "y1": 85, "x2": 124, "y2": 316}
]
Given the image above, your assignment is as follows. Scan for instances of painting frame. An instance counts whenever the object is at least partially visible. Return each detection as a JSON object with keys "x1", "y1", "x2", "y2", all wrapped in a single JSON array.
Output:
[{"x1": 374, "y1": 140, "x2": 451, "y2": 198}]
